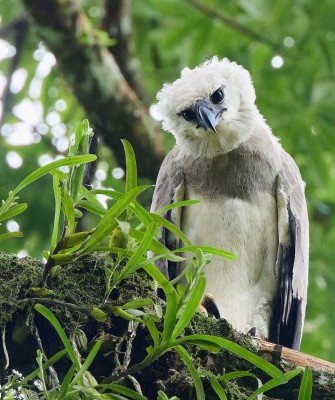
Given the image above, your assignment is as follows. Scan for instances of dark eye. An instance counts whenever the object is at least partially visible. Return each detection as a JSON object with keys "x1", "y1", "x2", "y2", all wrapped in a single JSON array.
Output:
[
  {"x1": 210, "y1": 88, "x2": 224, "y2": 104},
  {"x1": 180, "y1": 108, "x2": 197, "y2": 121}
]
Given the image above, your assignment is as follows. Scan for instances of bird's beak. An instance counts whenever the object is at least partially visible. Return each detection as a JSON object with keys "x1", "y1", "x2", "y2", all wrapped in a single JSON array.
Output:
[{"x1": 195, "y1": 99, "x2": 218, "y2": 133}]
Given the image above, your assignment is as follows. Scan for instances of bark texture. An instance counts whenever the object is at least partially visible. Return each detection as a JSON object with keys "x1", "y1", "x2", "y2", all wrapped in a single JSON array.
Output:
[{"x1": 22, "y1": 0, "x2": 164, "y2": 180}]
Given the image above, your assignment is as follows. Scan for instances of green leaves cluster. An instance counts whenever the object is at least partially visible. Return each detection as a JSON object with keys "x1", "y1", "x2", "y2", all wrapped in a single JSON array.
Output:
[{"x1": 0, "y1": 151, "x2": 96, "y2": 245}]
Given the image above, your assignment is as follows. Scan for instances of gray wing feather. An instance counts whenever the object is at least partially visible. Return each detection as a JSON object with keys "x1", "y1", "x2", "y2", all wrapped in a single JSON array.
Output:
[
  {"x1": 150, "y1": 147, "x2": 184, "y2": 279},
  {"x1": 274, "y1": 151, "x2": 309, "y2": 350}
]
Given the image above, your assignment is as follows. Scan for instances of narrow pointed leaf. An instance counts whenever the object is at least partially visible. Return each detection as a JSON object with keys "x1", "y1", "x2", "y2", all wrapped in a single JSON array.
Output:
[
  {"x1": 175, "y1": 246, "x2": 237, "y2": 260},
  {"x1": 0, "y1": 231, "x2": 23, "y2": 243},
  {"x1": 34, "y1": 304, "x2": 80, "y2": 369},
  {"x1": 150, "y1": 212, "x2": 192, "y2": 246},
  {"x1": 298, "y1": 367, "x2": 313, "y2": 400},
  {"x1": 248, "y1": 368, "x2": 302, "y2": 399},
  {"x1": 122, "y1": 139, "x2": 137, "y2": 193},
  {"x1": 155, "y1": 200, "x2": 201, "y2": 215},
  {"x1": 175, "y1": 345, "x2": 205, "y2": 400},
  {"x1": 172, "y1": 276, "x2": 206, "y2": 339},
  {"x1": 210, "y1": 376, "x2": 227, "y2": 400},
  {"x1": 0, "y1": 203, "x2": 27, "y2": 222},
  {"x1": 13, "y1": 155, "x2": 96, "y2": 196},
  {"x1": 67, "y1": 340, "x2": 102, "y2": 391},
  {"x1": 82, "y1": 186, "x2": 150, "y2": 253},
  {"x1": 50, "y1": 175, "x2": 62, "y2": 253},
  {"x1": 118, "y1": 222, "x2": 157, "y2": 279},
  {"x1": 129, "y1": 228, "x2": 184, "y2": 262},
  {"x1": 177, "y1": 334, "x2": 286, "y2": 383}
]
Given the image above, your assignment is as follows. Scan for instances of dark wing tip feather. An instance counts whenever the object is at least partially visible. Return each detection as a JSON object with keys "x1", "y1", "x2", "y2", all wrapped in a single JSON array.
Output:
[{"x1": 272, "y1": 152, "x2": 308, "y2": 351}]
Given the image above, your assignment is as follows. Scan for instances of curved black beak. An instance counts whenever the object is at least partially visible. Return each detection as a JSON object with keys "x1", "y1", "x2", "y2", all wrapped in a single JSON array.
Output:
[{"x1": 195, "y1": 99, "x2": 218, "y2": 133}]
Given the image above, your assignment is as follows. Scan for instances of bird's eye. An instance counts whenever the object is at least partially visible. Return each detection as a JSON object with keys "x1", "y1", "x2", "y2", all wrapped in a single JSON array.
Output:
[
  {"x1": 210, "y1": 88, "x2": 224, "y2": 104},
  {"x1": 180, "y1": 109, "x2": 197, "y2": 121}
]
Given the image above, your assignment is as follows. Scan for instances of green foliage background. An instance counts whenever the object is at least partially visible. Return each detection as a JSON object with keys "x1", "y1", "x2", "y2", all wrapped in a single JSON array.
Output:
[{"x1": 1, "y1": 0, "x2": 335, "y2": 362}]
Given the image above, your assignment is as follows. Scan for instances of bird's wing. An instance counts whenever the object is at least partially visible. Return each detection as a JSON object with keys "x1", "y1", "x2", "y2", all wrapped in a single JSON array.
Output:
[
  {"x1": 150, "y1": 147, "x2": 185, "y2": 279},
  {"x1": 273, "y1": 151, "x2": 309, "y2": 350}
]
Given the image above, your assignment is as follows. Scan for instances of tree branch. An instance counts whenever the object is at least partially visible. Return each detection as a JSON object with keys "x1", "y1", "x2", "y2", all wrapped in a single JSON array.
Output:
[
  {"x1": 256, "y1": 338, "x2": 335, "y2": 372},
  {"x1": 101, "y1": 0, "x2": 151, "y2": 106},
  {"x1": 22, "y1": 0, "x2": 165, "y2": 180},
  {"x1": 186, "y1": 0, "x2": 280, "y2": 51}
]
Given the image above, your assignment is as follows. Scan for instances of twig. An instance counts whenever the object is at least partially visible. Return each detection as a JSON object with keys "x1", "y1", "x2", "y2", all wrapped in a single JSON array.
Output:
[
  {"x1": 186, "y1": 0, "x2": 279, "y2": 50},
  {"x1": 19, "y1": 297, "x2": 91, "y2": 315},
  {"x1": 1, "y1": 328, "x2": 9, "y2": 370}
]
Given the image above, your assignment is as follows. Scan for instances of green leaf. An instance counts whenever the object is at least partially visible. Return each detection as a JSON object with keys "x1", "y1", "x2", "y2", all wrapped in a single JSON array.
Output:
[
  {"x1": 90, "y1": 189, "x2": 154, "y2": 226},
  {"x1": 81, "y1": 185, "x2": 150, "y2": 254},
  {"x1": 248, "y1": 368, "x2": 302, "y2": 399},
  {"x1": 61, "y1": 189, "x2": 76, "y2": 234},
  {"x1": 182, "y1": 338, "x2": 222, "y2": 354},
  {"x1": 0, "y1": 203, "x2": 27, "y2": 222},
  {"x1": 122, "y1": 139, "x2": 137, "y2": 193},
  {"x1": 90, "y1": 307, "x2": 108, "y2": 322},
  {"x1": 143, "y1": 315, "x2": 161, "y2": 348},
  {"x1": 209, "y1": 376, "x2": 227, "y2": 400},
  {"x1": 174, "y1": 345, "x2": 205, "y2": 400},
  {"x1": 298, "y1": 367, "x2": 313, "y2": 400},
  {"x1": 58, "y1": 231, "x2": 92, "y2": 249},
  {"x1": 162, "y1": 288, "x2": 178, "y2": 343},
  {"x1": 97, "y1": 383, "x2": 147, "y2": 400},
  {"x1": 118, "y1": 222, "x2": 157, "y2": 279},
  {"x1": 157, "y1": 391, "x2": 180, "y2": 400},
  {"x1": 177, "y1": 335, "x2": 286, "y2": 383},
  {"x1": 50, "y1": 174, "x2": 62, "y2": 254},
  {"x1": 121, "y1": 299, "x2": 154, "y2": 309},
  {"x1": 50, "y1": 253, "x2": 75, "y2": 266},
  {"x1": 34, "y1": 304, "x2": 81, "y2": 371},
  {"x1": 221, "y1": 370, "x2": 260, "y2": 382},
  {"x1": 67, "y1": 340, "x2": 102, "y2": 391},
  {"x1": 76, "y1": 199, "x2": 107, "y2": 216},
  {"x1": 0, "y1": 231, "x2": 23, "y2": 243},
  {"x1": 155, "y1": 200, "x2": 201, "y2": 215},
  {"x1": 172, "y1": 276, "x2": 206, "y2": 340},
  {"x1": 122, "y1": 139, "x2": 138, "y2": 220},
  {"x1": 58, "y1": 364, "x2": 77, "y2": 399},
  {"x1": 12, "y1": 154, "x2": 97, "y2": 196},
  {"x1": 143, "y1": 262, "x2": 176, "y2": 296},
  {"x1": 130, "y1": 228, "x2": 184, "y2": 262},
  {"x1": 112, "y1": 307, "x2": 142, "y2": 322},
  {"x1": 174, "y1": 246, "x2": 237, "y2": 260},
  {"x1": 150, "y1": 212, "x2": 192, "y2": 246}
]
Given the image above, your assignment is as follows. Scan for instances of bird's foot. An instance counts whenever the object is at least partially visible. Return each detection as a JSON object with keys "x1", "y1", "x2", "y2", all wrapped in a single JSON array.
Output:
[{"x1": 199, "y1": 293, "x2": 220, "y2": 319}]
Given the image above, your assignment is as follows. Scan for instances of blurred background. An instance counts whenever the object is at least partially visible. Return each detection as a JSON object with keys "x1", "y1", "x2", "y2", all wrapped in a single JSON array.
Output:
[{"x1": 0, "y1": 0, "x2": 335, "y2": 362}]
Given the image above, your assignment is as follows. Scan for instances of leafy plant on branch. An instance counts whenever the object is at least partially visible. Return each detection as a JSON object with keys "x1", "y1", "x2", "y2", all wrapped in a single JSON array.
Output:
[{"x1": 0, "y1": 120, "x2": 312, "y2": 399}]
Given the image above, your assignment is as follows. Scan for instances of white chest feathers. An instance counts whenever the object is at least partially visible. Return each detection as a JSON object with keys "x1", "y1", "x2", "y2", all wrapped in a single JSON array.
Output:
[{"x1": 181, "y1": 192, "x2": 279, "y2": 338}]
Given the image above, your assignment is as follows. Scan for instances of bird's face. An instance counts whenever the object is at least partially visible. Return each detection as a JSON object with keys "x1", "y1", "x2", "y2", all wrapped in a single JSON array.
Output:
[{"x1": 157, "y1": 57, "x2": 260, "y2": 158}]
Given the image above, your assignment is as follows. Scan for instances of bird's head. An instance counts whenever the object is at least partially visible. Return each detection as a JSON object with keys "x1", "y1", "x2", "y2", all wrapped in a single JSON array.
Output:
[{"x1": 156, "y1": 57, "x2": 262, "y2": 158}]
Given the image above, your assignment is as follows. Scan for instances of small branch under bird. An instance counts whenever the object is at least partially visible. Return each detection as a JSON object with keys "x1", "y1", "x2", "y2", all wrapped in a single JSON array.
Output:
[{"x1": 150, "y1": 57, "x2": 309, "y2": 350}]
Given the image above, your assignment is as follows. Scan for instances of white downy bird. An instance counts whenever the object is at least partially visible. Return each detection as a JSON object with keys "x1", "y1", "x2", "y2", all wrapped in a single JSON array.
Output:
[{"x1": 150, "y1": 57, "x2": 309, "y2": 350}]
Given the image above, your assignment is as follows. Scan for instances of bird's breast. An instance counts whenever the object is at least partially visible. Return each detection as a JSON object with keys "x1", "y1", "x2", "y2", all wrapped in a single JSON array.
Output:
[
  {"x1": 181, "y1": 191, "x2": 279, "y2": 337},
  {"x1": 182, "y1": 150, "x2": 277, "y2": 201}
]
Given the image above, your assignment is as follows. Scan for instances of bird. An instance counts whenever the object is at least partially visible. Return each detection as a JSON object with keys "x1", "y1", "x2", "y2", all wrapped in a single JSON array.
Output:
[{"x1": 150, "y1": 56, "x2": 309, "y2": 350}]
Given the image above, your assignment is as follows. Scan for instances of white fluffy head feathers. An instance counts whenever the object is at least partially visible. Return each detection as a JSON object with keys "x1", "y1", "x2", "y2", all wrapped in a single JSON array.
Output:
[{"x1": 156, "y1": 57, "x2": 261, "y2": 157}]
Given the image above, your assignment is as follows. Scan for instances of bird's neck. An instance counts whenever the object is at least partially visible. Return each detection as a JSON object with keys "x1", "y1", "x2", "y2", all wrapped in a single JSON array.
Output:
[{"x1": 175, "y1": 118, "x2": 281, "y2": 166}]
